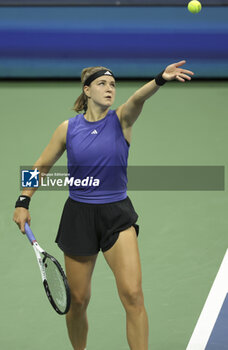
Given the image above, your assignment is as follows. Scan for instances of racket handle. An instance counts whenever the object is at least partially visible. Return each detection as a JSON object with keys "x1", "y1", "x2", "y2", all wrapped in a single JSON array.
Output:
[{"x1": 24, "y1": 222, "x2": 36, "y2": 244}]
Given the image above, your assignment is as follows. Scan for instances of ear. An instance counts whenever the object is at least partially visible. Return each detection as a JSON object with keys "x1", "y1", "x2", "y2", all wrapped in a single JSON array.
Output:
[{"x1": 84, "y1": 85, "x2": 91, "y2": 98}]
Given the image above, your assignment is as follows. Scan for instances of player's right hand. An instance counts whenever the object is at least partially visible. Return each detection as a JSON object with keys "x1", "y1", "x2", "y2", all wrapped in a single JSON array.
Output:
[{"x1": 13, "y1": 208, "x2": 31, "y2": 234}]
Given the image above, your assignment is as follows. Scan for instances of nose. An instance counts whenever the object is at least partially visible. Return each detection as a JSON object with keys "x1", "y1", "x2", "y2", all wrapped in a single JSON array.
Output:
[{"x1": 107, "y1": 84, "x2": 114, "y2": 92}]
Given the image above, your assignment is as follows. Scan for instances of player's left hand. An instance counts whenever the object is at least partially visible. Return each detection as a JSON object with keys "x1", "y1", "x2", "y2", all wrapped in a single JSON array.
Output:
[{"x1": 162, "y1": 60, "x2": 194, "y2": 82}]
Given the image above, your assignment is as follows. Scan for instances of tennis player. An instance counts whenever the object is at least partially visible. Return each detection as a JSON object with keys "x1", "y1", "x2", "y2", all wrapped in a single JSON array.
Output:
[{"x1": 13, "y1": 60, "x2": 194, "y2": 350}]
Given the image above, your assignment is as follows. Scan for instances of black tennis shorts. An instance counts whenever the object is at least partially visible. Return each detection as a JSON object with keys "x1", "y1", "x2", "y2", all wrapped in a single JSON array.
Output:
[{"x1": 55, "y1": 196, "x2": 139, "y2": 256}]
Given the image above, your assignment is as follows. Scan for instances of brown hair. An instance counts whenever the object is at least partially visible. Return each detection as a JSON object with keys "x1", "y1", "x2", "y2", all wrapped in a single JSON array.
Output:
[{"x1": 72, "y1": 66, "x2": 110, "y2": 113}]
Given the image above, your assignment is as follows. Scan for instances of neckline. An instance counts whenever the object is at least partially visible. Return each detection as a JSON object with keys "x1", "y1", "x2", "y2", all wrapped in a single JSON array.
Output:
[{"x1": 82, "y1": 110, "x2": 110, "y2": 124}]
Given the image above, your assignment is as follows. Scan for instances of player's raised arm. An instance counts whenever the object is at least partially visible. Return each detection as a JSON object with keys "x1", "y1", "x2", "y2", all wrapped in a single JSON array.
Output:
[
  {"x1": 13, "y1": 120, "x2": 68, "y2": 233},
  {"x1": 117, "y1": 60, "x2": 194, "y2": 128}
]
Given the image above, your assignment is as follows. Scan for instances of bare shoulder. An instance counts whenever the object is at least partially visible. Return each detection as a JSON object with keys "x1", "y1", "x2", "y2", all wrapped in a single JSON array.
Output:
[
  {"x1": 56, "y1": 120, "x2": 69, "y2": 135},
  {"x1": 58, "y1": 119, "x2": 69, "y2": 132},
  {"x1": 53, "y1": 120, "x2": 69, "y2": 146}
]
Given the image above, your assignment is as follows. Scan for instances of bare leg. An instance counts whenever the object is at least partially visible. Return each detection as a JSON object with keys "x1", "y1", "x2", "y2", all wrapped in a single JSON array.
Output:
[
  {"x1": 103, "y1": 226, "x2": 149, "y2": 350},
  {"x1": 64, "y1": 254, "x2": 97, "y2": 350}
]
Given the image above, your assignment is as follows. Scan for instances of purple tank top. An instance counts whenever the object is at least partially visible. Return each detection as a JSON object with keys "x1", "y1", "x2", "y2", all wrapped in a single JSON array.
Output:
[{"x1": 66, "y1": 109, "x2": 129, "y2": 203}]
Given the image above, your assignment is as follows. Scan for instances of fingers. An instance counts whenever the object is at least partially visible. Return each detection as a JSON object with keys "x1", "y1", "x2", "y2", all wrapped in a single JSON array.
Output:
[
  {"x1": 21, "y1": 222, "x2": 26, "y2": 234},
  {"x1": 176, "y1": 75, "x2": 185, "y2": 82},
  {"x1": 14, "y1": 220, "x2": 26, "y2": 233},
  {"x1": 178, "y1": 73, "x2": 192, "y2": 81},
  {"x1": 13, "y1": 207, "x2": 31, "y2": 234},
  {"x1": 165, "y1": 61, "x2": 194, "y2": 82},
  {"x1": 175, "y1": 60, "x2": 186, "y2": 67},
  {"x1": 175, "y1": 68, "x2": 194, "y2": 82},
  {"x1": 181, "y1": 69, "x2": 194, "y2": 76},
  {"x1": 175, "y1": 61, "x2": 194, "y2": 80}
]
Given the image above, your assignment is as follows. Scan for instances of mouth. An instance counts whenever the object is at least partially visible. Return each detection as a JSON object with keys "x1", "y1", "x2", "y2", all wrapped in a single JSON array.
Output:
[{"x1": 105, "y1": 95, "x2": 112, "y2": 99}]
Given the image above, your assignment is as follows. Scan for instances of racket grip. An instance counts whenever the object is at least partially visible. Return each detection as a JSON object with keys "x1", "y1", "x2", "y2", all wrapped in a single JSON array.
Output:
[{"x1": 24, "y1": 222, "x2": 36, "y2": 244}]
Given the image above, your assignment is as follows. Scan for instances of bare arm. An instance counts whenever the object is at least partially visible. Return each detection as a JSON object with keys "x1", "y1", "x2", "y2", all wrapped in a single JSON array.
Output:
[
  {"x1": 13, "y1": 120, "x2": 68, "y2": 232},
  {"x1": 116, "y1": 79, "x2": 160, "y2": 129},
  {"x1": 21, "y1": 120, "x2": 68, "y2": 197},
  {"x1": 117, "y1": 60, "x2": 194, "y2": 129}
]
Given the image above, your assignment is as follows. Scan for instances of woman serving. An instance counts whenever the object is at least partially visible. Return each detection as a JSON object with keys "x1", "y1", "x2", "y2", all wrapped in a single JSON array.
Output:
[{"x1": 13, "y1": 60, "x2": 194, "y2": 350}]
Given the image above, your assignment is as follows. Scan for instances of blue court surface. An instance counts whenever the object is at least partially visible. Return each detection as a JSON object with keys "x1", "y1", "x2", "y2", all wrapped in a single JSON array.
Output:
[
  {"x1": 187, "y1": 250, "x2": 228, "y2": 350},
  {"x1": 205, "y1": 294, "x2": 228, "y2": 350}
]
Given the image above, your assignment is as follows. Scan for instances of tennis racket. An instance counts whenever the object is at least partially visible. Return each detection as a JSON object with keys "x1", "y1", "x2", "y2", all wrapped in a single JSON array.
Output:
[{"x1": 24, "y1": 222, "x2": 71, "y2": 315}]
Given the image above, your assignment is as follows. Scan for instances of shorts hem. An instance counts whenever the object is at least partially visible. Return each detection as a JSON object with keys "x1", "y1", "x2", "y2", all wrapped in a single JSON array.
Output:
[
  {"x1": 102, "y1": 232, "x2": 120, "y2": 253},
  {"x1": 56, "y1": 242, "x2": 99, "y2": 257},
  {"x1": 101, "y1": 221, "x2": 139, "y2": 253}
]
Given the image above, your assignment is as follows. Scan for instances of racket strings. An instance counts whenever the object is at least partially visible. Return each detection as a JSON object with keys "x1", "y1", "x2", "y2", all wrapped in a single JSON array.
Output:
[{"x1": 43, "y1": 256, "x2": 68, "y2": 313}]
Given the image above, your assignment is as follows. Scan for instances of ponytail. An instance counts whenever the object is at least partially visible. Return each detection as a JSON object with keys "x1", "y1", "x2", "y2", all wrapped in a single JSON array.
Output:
[{"x1": 72, "y1": 92, "x2": 87, "y2": 113}]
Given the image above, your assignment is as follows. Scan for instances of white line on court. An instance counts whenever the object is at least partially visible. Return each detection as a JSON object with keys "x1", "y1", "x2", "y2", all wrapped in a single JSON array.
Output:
[{"x1": 186, "y1": 249, "x2": 228, "y2": 350}]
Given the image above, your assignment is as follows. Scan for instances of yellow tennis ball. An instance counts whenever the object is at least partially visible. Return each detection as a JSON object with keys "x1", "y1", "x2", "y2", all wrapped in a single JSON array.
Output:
[{"x1": 188, "y1": 0, "x2": 202, "y2": 14}]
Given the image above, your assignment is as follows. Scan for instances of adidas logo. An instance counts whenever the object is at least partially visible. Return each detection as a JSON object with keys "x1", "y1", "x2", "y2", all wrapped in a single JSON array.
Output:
[
  {"x1": 91, "y1": 129, "x2": 98, "y2": 134},
  {"x1": 104, "y1": 71, "x2": 112, "y2": 76}
]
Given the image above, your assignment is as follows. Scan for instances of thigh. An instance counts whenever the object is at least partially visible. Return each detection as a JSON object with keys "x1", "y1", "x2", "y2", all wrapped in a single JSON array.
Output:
[
  {"x1": 64, "y1": 254, "x2": 98, "y2": 300},
  {"x1": 103, "y1": 226, "x2": 142, "y2": 296}
]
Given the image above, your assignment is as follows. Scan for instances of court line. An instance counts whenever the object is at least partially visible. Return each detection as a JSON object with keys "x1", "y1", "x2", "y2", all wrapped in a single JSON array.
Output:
[{"x1": 186, "y1": 249, "x2": 228, "y2": 350}]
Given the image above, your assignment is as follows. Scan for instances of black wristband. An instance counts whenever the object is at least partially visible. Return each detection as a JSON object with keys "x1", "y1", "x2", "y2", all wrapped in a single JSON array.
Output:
[
  {"x1": 15, "y1": 195, "x2": 31, "y2": 209},
  {"x1": 155, "y1": 70, "x2": 167, "y2": 86}
]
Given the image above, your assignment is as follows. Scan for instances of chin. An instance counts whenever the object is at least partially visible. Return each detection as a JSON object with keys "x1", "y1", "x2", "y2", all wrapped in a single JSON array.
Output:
[
  {"x1": 104, "y1": 102, "x2": 112, "y2": 108},
  {"x1": 99, "y1": 100, "x2": 113, "y2": 109}
]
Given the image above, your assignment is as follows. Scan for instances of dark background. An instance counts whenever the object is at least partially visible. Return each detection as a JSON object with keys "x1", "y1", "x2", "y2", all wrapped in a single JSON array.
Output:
[{"x1": 0, "y1": 3, "x2": 227, "y2": 79}]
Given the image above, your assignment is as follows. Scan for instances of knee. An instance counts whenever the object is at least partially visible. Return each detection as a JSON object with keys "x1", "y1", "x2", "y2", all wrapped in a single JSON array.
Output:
[
  {"x1": 70, "y1": 290, "x2": 91, "y2": 312},
  {"x1": 120, "y1": 286, "x2": 144, "y2": 311}
]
